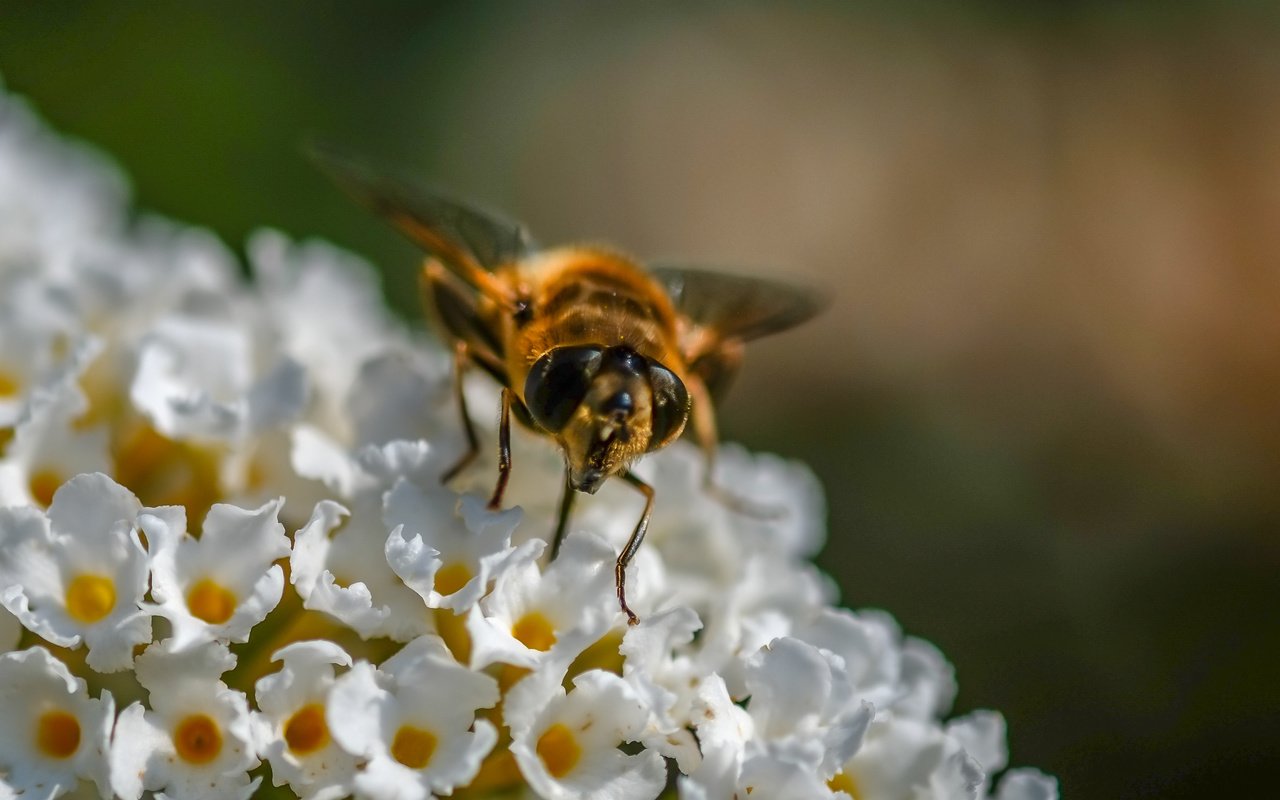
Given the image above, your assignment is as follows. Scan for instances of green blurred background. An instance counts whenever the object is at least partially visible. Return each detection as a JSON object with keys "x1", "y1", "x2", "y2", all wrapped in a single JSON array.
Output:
[{"x1": 4, "y1": 2, "x2": 1278, "y2": 796}]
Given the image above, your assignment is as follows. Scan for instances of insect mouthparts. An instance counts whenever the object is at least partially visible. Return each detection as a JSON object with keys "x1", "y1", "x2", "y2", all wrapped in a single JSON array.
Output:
[{"x1": 572, "y1": 468, "x2": 606, "y2": 495}]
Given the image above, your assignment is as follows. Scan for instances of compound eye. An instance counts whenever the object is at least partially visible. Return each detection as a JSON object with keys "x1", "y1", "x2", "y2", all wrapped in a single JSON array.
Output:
[
  {"x1": 647, "y1": 362, "x2": 690, "y2": 450},
  {"x1": 524, "y1": 346, "x2": 604, "y2": 433}
]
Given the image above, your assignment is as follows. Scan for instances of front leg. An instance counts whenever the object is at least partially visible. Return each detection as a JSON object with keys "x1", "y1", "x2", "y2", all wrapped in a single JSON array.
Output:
[
  {"x1": 616, "y1": 470, "x2": 655, "y2": 626},
  {"x1": 487, "y1": 388, "x2": 513, "y2": 510},
  {"x1": 549, "y1": 469, "x2": 577, "y2": 561},
  {"x1": 441, "y1": 341, "x2": 481, "y2": 485}
]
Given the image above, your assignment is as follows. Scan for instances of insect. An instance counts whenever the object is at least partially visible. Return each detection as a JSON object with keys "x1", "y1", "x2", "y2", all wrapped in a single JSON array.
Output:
[{"x1": 311, "y1": 147, "x2": 824, "y2": 624}]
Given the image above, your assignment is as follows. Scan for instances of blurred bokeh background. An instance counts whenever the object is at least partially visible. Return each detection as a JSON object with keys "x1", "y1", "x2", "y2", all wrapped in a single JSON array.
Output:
[{"x1": 4, "y1": 1, "x2": 1278, "y2": 795}]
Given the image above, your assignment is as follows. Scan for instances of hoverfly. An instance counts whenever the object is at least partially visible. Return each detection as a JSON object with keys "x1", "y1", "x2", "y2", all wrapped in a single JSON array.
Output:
[{"x1": 311, "y1": 147, "x2": 824, "y2": 624}]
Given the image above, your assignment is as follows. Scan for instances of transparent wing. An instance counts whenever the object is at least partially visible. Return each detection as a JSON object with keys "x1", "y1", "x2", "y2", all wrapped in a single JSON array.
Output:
[
  {"x1": 650, "y1": 265, "x2": 826, "y2": 343},
  {"x1": 650, "y1": 264, "x2": 826, "y2": 400},
  {"x1": 307, "y1": 143, "x2": 537, "y2": 277}
]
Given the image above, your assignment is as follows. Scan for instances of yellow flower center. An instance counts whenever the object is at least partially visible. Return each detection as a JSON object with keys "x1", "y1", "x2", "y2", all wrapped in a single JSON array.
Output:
[
  {"x1": 112, "y1": 422, "x2": 223, "y2": 527},
  {"x1": 283, "y1": 703, "x2": 329, "y2": 755},
  {"x1": 390, "y1": 725, "x2": 438, "y2": 769},
  {"x1": 434, "y1": 607, "x2": 472, "y2": 665},
  {"x1": 565, "y1": 630, "x2": 625, "y2": 685},
  {"x1": 467, "y1": 749, "x2": 524, "y2": 796},
  {"x1": 434, "y1": 561, "x2": 472, "y2": 596},
  {"x1": 244, "y1": 456, "x2": 268, "y2": 491},
  {"x1": 49, "y1": 333, "x2": 70, "y2": 362},
  {"x1": 65, "y1": 574, "x2": 116, "y2": 623},
  {"x1": 499, "y1": 664, "x2": 532, "y2": 693},
  {"x1": 828, "y1": 770, "x2": 863, "y2": 799},
  {"x1": 512, "y1": 611, "x2": 557, "y2": 652},
  {"x1": 0, "y1": 369, "x2": 21, "y2": 398},
  {"x1": 174, "y1": 714, "x2": 222, "y2": 764},
  {"x1": 35, "y1": 710, "x2": 81, "y2": 759},
  {"x1": 28, "y1": 468, "x2": 63, "y2": 508},
  {"x1": 186, "y1": 578, "x2": 236, "y2": 625},
  {"x1": 536, "y1": 722, "x2": 581, "y2": 779},
  {"x1": 70, "y1": 354, "x2": 121, "y2": 431}
]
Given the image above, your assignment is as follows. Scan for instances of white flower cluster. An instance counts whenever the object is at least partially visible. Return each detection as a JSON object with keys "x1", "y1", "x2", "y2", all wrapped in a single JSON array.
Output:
[{"x1": 0, "y1": 82, "x2": 1059, "y2": 800}]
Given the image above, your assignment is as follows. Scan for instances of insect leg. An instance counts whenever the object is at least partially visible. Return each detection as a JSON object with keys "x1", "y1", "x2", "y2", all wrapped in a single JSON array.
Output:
[
  {"x1": 616, "y1": 470, "x2": 655, "y2": 626},
  {"x1": 488, "y1": 388, "x2": 513, "y2": 510},
  {"x1": 441, "y1": 341, "x2": 481, "y2": 485},
  {"x1": 687, "y1": 374, "x2": 782, "y2": 520},
  {"x1": 686, "y1": 374, "x2": 722, "y2": 486},
  {"x1": 549, "y1": 469, "x2": 577, "y2": 561}
]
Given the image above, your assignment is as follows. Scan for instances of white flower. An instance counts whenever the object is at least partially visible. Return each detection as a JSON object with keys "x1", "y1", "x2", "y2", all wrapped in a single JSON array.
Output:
[
  {"x1": 679, "y1": 674, "x2": 755, "y2": 800},
  {"x1": 291, "y1": 495, "x2": 434, "y2": 641},
  {"x1": 691, "y1": 550, "x2": 834, "y2": 697},
  {"x1": 687, "y1": 635, "x2": 877, "y2": 799},
  {"x1": 0, "y1": 81, "x2": 1057, "y2": 800},
  {"x1": 703, "y1": 442, "x2": 828, "y2": 559},
  {"x1": 0, "y1": 286, "x2": 85, "y2": 431},
  {"x1": 793, "y1": 607, "x2": 958, "y2": 720},
  {"x1": 290, "y1": 439, "x2": 465, "y2": 641},
  {"x1": 993, "y1": 768, "x2": 1060, "y2": 800},
  {"x1": 508, "y1": 669, "x2": 667, "y2": 800},
  {"x1": 946, "y1": 711, "x2": 1008, "y2": 795},
  {"x1": 583, "y1": 441, "x2": 825, "y2": 589},
  {"x1": 143, "y1": 497, "x2": 289, "y2": 649},
  {"x1": 109, "y1": 641, "x2": 260, "y2": 800},
  {"x1": 0, "y1": 473, "x2": 149, "y2": 672},
  {"x1": 619, "y1": 607, "x2": 705, "y2": 771},
  {"x1": 0, "y1": 84, "x2": 125, "y2": 263},
  {"x1": 0, "y1": 340, "x2": 110, "y2": 508},
  {"x1": 0, "y1": 647, "x2": 114, "y2": 799},
  {"x1": 247, "y1": 229, "x2": 433, "y2": 446},
  {"x1": 827, "y1": 714, "x2": 985, "y2": 800},
  {"x1": 737, "y1": 756, "x2": 842, "y2": 800},
  {"x1": 253, "y1": 640, "x2": 358, "y2": 800},
  {"x1": 290, "y1": 424, "x2": 375, "y2": 498},
  {"x1": 743, "y1": 637, "x2": 874, "y2": 781},
  {"x1": 466, "y1": 532, "x2": 618, "y2": 674},
  {"x1": 327, "y1": 636, "x2": 499, "y2": 800},
  {"x1": 0, "y1": 606, "x2": 19, "y2": 653},
  {"x1": 383, "y1": 479, "x2": 526, "y2": 612},
  {"x1": 344, "y1": 350, "x2": 457, "y2": 449},
  {"x1": 130, "y1": 313, "x2": 307, "y2": 443}
]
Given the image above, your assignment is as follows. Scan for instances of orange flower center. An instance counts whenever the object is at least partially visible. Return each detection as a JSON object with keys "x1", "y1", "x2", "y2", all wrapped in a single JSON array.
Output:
[
  {"x1": 65, "y1": 574, "x2": 116, "y2": 623},
  {"x1": 434, "y1": 561, "x2": 472, "y2": 596},
  {"x1": 512, "y1": 611, "x2": 557, "y2": 652},
  {"x1": 283, "y1": 703, "x2": 329, "y2": 755},
  {"x1": 28, "y1": 468, "x2": 63, "y2": 508},
  {"x1": 828, "y1": 770, "x2": 863, "y2": 799},
  {"x1": 186, "y1": 578, "x2": 236, "y2": 625},
  {"x1": 35, "y1": 710, "x2": 81, "y2": 759},
  {"x1": 536, "y1": 722, "x2": 581, "y2": 778},
  {"x1": 0, "y1": 369, "x2": 22, "y2": 398},
  {"x1": 390, "y1": 725, "x2": 438, "y2": 769},
  {"x1": 173, "y1": 714, "x2": 222, "y2": 764}
]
